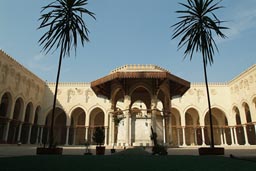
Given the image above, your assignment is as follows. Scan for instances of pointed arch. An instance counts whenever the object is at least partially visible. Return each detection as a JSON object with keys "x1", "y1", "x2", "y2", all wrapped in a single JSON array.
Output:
[
  {"x1": 130, "y1": 86, "x2": 152, "y2": 110},
  {"x1": 20, "y1": 102, "x2": 34, "y2": 144},
  {"x1": 88, "y1": 107, "x2": 105, "y2": 144},
  {"x1": 12, "y1": 97, "x2": 24, "y2": 121},
  {"x1": 232, "y1": 106, "x2": 245, "y2": 145},
  {"x1": 242, "y1": 102, "x2": 252, "y2": 123},
  {"x1": 184, "y1": 107, "x2": 200, "y2": 146},
  {"x1": 0, "y1": 92, "x2": 12, "y2": 118},
  {"x1": 204, "y1": 107, "x2": 230, "y2": 145},
  {"x1": 30, "y1": 106, "x2": 41, "y2": 144},
  {"x1": 170, "y1": 107, "x2": 182, "y2": 146},
  {"x1": 0, "y1": 92, "x2": 13, "y2": 142},
  {"x1": 7, "y1": 97, "x2": 24, "y2": 144},
  {"x1": 69, "y1": 107, "x2": 86, "y2": 145},
  {"x1": 129, "y1": 100, "x2": 152, "y2": 146},
  {"x1": 42, "y1": 107, "x2": 67, "y2": 145}
]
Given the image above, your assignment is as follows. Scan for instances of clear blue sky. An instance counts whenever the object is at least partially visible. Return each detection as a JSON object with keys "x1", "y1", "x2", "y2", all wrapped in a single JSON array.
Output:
[{"x1": 0, "y1": 0, "x2": 255, "y2": 83}]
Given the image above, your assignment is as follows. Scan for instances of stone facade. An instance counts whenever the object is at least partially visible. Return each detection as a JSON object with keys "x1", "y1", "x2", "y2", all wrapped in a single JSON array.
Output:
[{"x1": 0, "y1": 50, "x2": 255, "y2": 147}]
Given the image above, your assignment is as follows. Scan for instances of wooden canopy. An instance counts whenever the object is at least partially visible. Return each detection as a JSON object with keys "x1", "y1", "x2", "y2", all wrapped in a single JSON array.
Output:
[{"x1": 91, "y1": 71, "x2": 190, "y2": 99}]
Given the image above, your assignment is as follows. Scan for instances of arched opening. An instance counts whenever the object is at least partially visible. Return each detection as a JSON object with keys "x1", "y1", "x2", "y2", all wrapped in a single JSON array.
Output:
[
  {"x1": 185, "y1": 108, "x2": 200, "y2": 146},
  {"x1": 0, "y1": 93, "x2": 12, "y2": 117},
  {"x1": 43, "y1": 108, "x2": 67, "y2": 145},
  {"x1": 170, "y1": 108, "x2": 182, "y2": 146},
  {"x1": 89, "y1": 108, "x2": 104, "y2": 144},
  {"x1": 130, "y1": 100, "x2": 152, "y2": 146},
  {"x1": 243, "y1": 103, "x2": 256, "y2": 145},
  {"x1": 0, "y1": 92, "x2": 12, "y2": 143},
  {"x1": 21, "y1": 102, "x2": 33, "y2": 144},
  {"x1": 8, "y1": 97, "x2": 23, "y2": 144},
  {"x1": 204, "y1": 108, "x2": 230, "y2": 145},
  {"x1": 244, "y1": 103, "x2": 252, "y2": 123},
  {"x1": 233, "y1": 107, "x2": 245, "y2": 145},
  {"x1": 69, "y1": 107, "x2": 86, "y2": 145},
  {"x1": 30, "y1": 106, "x2": 41, "y2": 144},
  {"x1": 154, "y1": 100, "x2": 164, "y2": 145}
]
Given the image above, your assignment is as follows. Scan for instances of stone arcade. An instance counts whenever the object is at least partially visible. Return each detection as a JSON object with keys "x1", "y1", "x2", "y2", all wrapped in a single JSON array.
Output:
[{"x1": 0, "y1": 50, "x2": 256, "y2": 147}]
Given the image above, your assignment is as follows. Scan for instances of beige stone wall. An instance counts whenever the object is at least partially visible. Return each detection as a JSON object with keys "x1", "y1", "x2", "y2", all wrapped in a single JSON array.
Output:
[
  {"x1": 0, "y1": 50, "x2": 45, "y2": 120},
  {"x1": 172, "y1": 83, "x2": 232, "y2": 126},
  {"x1": 228, "y1": 65, "x2": 256, "y2": 123},
  {"x1": 40, "y1": 82, "x2": 111, "y2": 125}
]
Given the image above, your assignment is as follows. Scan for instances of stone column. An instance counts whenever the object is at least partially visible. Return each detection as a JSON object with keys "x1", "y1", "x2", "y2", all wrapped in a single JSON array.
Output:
[
  {"x1": 36, "y1": 126, "x2": 40, "y2": 144},
  {"x1": 3, "y1": 121, "x2": 10, "y2": 142},
  {"x1": 151, "y1": 95, "x2": 157, "y2": 132},
  {"x1": 194, "y1": 128, "x2": 197, "y2": 146},
  {"x1": 220, "y1": 128, "x2": 224, "y2": 145},
  {"x1": 162, "y1": 116, "x2": 166, "y2": 144},
  {"x1": 104, "y1": 126, "x2": 108, "y2": 145},
  {"x1": 124, "y1": 95, "x2": 131, "y2": 146},
  {"x1": 85, "y1": 126, "x2": 89, "y2": 141},
  {"x1": 254, "y1": 124, "x2": 256, "y2": 138},
  {"x1": 125, "y1": 113, "x2": 130, "y2": 146},
  {"x1": 17, "y1": 124, "x2": 22, "y2": 142},
  {"x1": 108, "y1": 114, "x2": 112, "y2": 145},
  {"x1": 110, "y1": 115, "x2": 115, "y2": 146},
  {"x1": 169, "y1": 116, "x2": 172, "y2": 145},
  {"x1": 65, "y1": 127, "x2": 70, "y2": 146},
  {"x1": 164, "y1": 114, "x2": 170, "y2": 145},
  {"x1": 201, "y1": 127, "x2": 206, "y2": 146},
  {"x1": 230, "y1": 127, "x2": 235, "y2": 145},
  {"x1": 26, "y1": 125, "x2": 32, "y2": 144},
  {"x1": 182, "y1": 127, "x2": 186, "y2": 146},
  {"x1": 223, "y1": 128, "x2": 227, "y2": 145},
  {"x1": 234, "y1": 127, "x2": 238, "y2": 145},
  {"x1": 40, "y1": 126, "x2": 44, "y2": 145},
  {"x1": 243, "y1": 125, "x2": 249, "y2": 145}
]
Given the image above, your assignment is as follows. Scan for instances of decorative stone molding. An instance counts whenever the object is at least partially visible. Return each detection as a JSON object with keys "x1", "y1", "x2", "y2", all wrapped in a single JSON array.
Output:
[
  {"x1": 67, "y1": 89, "x2": 75, "y2": 103},
  {"x1": 85, "y1": 89, "x2": 93, "y2": 103}
]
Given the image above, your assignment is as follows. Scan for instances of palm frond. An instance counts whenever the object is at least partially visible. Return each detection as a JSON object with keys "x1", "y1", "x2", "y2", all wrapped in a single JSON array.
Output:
[
  {"x1": 38, "y1": 0, "x2": 96, "y2": 58},
  {"x1": 172, "y1": 0, "x2": 228, "y2": 66}
]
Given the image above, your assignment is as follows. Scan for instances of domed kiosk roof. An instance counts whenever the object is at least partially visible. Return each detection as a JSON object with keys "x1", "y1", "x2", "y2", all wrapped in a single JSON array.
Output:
[
  {"x1": 109, "y1": 64, "x2": 171, "y2": 74},
  {"x1": 91, "y1": 64, "x2": 190, "y2": 99}
]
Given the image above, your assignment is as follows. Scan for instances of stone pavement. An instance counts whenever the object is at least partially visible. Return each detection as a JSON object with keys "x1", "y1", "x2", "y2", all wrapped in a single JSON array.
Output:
[{"x1": 0, "y1": 144, "x2": 256, "y2": 158}]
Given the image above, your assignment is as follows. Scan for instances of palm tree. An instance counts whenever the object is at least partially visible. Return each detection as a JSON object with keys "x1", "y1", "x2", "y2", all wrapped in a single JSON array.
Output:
[
  {"x1": 38, "y1": 0, "x2": 95, "y2": 148},
  {"x1": 172, "y1": 0, "x2": 228, "y2": 148}
]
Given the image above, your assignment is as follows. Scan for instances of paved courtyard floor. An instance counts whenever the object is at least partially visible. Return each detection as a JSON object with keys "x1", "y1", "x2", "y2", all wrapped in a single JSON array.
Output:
[
  {"x1": 0, "y1": 144, "x2": 256, "y2": 158},
  {"x1": 1, "y1": 145, "x2": 256, "y2": 171}
]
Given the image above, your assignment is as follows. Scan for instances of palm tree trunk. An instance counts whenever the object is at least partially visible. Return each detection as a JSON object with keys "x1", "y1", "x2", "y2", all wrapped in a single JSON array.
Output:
[
  {"x1": 49, "y1": 51, "x2": 63, "y2": 148},
  {"x1": 202, "y1": 57, "x2": 215, "y2": 148}
]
